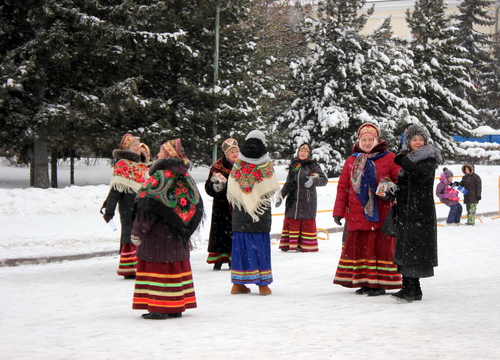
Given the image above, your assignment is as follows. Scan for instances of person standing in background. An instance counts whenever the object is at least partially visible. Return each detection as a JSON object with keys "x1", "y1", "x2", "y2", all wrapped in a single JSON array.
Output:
[
  {"x1": 458, "y1": 163, "x2": 482, "y2": 226},
  {"x1": 332, "y1": 123, "x2": 402, "y2": 296},
  {"x1": 277, "y1": 143, "x2": 328, "y2": 252},
  {"x1": 205, "y1": 138, "x2": 240, "y2": 270},
  {"x1": 102, "y1": 133, "x2": 149, "y2": 279},
  {"x1": 227, "y1": 130, "x2": 280, "y2": 296},
  {"x1": 392, "y1": 125, "x2": 442, "y2": 302}
]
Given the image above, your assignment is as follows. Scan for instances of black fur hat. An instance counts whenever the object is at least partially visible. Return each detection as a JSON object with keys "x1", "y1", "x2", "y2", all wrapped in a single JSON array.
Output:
[
  {"x1": 404, "y1": 125, "x2": 429, "y2": 149},
  {"x1": 240, "y1": 130, "x2": 267, "y2": 159}
]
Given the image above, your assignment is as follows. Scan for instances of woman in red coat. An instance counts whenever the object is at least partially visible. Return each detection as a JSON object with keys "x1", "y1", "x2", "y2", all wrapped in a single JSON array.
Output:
[{"x1": 332, "y1": 123, "x2": 402, "y2": 296}]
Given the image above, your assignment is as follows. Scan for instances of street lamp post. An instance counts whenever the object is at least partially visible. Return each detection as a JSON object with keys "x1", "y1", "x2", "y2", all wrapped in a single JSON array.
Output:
[{"x1": 212, "y1": 2, "x2": 220, "y2": 164}]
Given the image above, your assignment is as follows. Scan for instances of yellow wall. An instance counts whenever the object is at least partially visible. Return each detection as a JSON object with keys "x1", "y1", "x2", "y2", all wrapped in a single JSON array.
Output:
[{"x1": 359, "y1": 0, "x2": 499, "y2": 39}]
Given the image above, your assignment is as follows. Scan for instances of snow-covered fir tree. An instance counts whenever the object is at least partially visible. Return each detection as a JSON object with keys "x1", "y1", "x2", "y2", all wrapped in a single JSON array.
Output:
[
  {"x1": 281, "y1": 0, "x2": 426, "y2": 175},
  {"x1": 0, "y1": 0, "x2": 277, "y2": 171},
  {"x1": 405, "y1": 0, "x2": 479, "y2": 156},
  {"x1": 478, "y1": 32, "x2": 500, "y2": 129},
  {"x1": 250, "y1": 0, "x2": 308, "y2": 158},
  {"x1": 454, "y1": 0, "x2": 495, "y2": 124}
]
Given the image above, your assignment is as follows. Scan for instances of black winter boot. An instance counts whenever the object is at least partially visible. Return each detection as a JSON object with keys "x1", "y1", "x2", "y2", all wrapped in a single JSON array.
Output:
[
  {"x1": 413, "y1": 278, "x2": 423, "y2": 301},
  {"x1": 213, "y1": 260, "x2": 223, "y2": 271},
  {"x1": 391, "y1": 276, "x2": 408, "y2": 300},
  {"x1": 392, "y1": 277, "x2": 423, "y2": 302},
  {"x1": 142, "y1": 312, "x2": 169, "y2": 320}
]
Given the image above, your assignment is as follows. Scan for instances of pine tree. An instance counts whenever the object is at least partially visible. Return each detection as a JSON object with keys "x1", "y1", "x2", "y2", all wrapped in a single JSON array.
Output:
[
  {"x1": 250, "y1": 0, "x2": 308, "y2": 158},
  {"x1": 281, "y1": 0, "x2": 424, "y2": 175},
  {"x1": 406, "y1": 0, "x2": 479, "y2": 156},
  {"x1": 1, "y1": 0, "x2": 277, "y2": 176},
  {"x1": 454, "y1": 0, "x2": 497, "y2": 128},
  {"x1": 479, "y1": 32, "x2": 500, "y2": 128}
]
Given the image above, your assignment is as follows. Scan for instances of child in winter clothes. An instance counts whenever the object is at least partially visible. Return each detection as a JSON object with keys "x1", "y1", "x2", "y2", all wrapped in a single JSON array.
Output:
[
  {"x1": 458, "y1": 163, "x2": 482, "y2": 225},
  {"x1": 435, "y1": 167, "x2": 462, "y2": 225}
]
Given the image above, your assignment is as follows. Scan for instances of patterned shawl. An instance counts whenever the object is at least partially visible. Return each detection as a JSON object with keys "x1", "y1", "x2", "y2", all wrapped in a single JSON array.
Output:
[
  {"x1": 109, "y1": 150, "x2": 149, "y2": 193},
  {"x1": 227, "y1": 159, "x2": 280, "y2": 222},
  {"x1": 350, "y1": 141, "x2": 389, "y2": 222},
  {"x1": 135, "y1": 158, "x2": 203, "y2": 238}
]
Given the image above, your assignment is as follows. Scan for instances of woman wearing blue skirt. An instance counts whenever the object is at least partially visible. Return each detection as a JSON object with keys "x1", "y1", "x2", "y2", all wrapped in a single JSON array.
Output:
[{"x1": 227, "y1": 130, "x2": 280, "y2": 296}]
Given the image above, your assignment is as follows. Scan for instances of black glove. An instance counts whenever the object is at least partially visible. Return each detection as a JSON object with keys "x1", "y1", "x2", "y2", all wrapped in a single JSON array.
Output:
[
  {"x1": 452, "y1": 181, "x2": 461, "y2": 187},
  {"x1": 275, "y1": 198, "x2": 283, "y2": 208},
  {"x1": 379, "y1": 192, "x2": 395, "y2": 202},
  {"x1": 103, "y1": 214, "x2": 113, "y2": 223},
  {"x1": 333, "y1": 215, "x2": 343, "y2": 226}
]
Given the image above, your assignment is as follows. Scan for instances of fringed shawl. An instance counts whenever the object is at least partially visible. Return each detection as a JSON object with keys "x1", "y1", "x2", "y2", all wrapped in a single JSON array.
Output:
[
  {"x1": 135, "y1": 158, "x2": 203, "y2": 239},
  {"x1": 227, "y1": 159, "x2": 280, "y2": 222},
  {"x1": 109, "y1": 150, "x2": 149, "y2": 194}
]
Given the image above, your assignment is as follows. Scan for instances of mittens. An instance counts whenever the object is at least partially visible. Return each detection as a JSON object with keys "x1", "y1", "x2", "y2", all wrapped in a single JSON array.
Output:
[
  {"x1": 213, "y1": 181, "x2": 226, "y2": 193},
  {"x1": 103, "y1": 214, "x2": 113, "y2": 223},
  {"x1": 333, "y1": 215, "x2": 343, "y2": 226},
  {"x1": 131, "y1": 235, "x2": 142, "y2": 246},
  {"x1": 304, "y1": 178, "x2": 314, "y2": 188}
]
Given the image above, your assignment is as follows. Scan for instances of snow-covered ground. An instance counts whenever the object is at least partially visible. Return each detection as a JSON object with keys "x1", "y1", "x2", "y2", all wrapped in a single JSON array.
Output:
[{"x1": 1, "y1": 162, "x2": 499, "y2": 359}]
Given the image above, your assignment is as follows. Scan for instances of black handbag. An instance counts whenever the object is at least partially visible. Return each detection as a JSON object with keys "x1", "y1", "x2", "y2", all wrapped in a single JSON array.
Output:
[{"x1": 381, "y1": 203, "x2": 398, "y2": 237}]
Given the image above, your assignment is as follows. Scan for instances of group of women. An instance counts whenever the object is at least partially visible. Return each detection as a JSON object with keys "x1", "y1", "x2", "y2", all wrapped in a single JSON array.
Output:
[{"x1": 101, "y1": 122, "x2": 441, "y2": 319}]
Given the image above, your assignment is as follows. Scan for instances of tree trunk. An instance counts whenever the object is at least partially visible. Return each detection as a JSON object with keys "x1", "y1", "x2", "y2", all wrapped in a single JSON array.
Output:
[
  {"x1": 70, "y1": 157, "x2": 75, "y2": 185},
  {"x1": 50, "y1": 150, "x2": 58, "y2": 188},
  {"x1": 32, "y1": 139, "x2": 49, "y2": 188}
]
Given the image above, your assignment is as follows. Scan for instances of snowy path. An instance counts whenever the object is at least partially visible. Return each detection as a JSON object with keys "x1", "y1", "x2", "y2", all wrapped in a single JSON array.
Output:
[{"x1": 1, "y1": 220, "x2": 499, "y2": 360}]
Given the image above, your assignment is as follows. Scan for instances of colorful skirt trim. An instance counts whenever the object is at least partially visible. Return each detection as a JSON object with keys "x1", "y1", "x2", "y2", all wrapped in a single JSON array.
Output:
[
  {"x1": 117, "y1": 243, "x2": 137, "y2": 276},
  {"x1": 206, "y1": 253, "x2": 231, "y2": 264},
  {"x1": 333, "y1": 229, "x2": 401, "y2": 289},
  {"x1": 279, "y1": 218, "x2": 318, "y2": 252},
  {"x1": 132, "y1": 259, "x2": 197, "y2": 314},
  {"x1": 231, "y1": 231, "x2": 272, "y2": 286}
]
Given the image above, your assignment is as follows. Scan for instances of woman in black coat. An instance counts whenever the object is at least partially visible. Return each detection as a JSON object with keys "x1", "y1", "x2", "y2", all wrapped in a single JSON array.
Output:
[
  {"x1": 277, "y1": 143, "x2": 328, "y2": 252},
  {"x1": 205, "y1": 138, "x2": 240, "y2": 270},
  {"x1": 102, "y1": 133, "x2": 149, "y2": 279},
  {"x1": 392, "y1": 125, "x2": 442, "y2": 302}
]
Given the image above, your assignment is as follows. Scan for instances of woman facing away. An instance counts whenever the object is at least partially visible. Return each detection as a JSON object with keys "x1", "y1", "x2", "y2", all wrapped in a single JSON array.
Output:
[
  {"x1": 102, "y1": 133, "x2": 149, "y2": 279},
  {"x1": 277, "y1": 142, "x2": 328, "y2": 252},
  {"x1": 227, "y1": 130, "x2": 280, "y2": 296},
  {"x1": 205, "y1": 138, "x2": 240, "y2": 270},
  {"x1": 332, "y1": 123, "x2": 402, "y2": 296},
  {"x1": 392, "y1": 125, "x2": 442, "y2": 302},
  {"x1": 131, "y1": 139, "x2": 204, "y2": 319}
]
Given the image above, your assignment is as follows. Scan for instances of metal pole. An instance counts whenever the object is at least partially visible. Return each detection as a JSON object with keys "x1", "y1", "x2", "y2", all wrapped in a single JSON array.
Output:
[{"x1": 212, "y1": 2, "x2": 220, "y2": 164}]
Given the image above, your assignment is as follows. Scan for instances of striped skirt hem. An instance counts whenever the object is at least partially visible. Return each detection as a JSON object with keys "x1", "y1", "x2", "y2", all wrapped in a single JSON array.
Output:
[
  {"x1": 132, "y1": 259, "x2": 197, "y2": 314},
  {"x1": 117, "y1": 243, "x2": 137, "y2": 276}
]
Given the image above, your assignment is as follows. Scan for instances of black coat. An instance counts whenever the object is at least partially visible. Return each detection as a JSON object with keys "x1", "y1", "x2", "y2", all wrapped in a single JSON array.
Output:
[
  {"x1": 281, "y1": 160, "x2": 328, "y2": 219},
  {"x1": 103, "y1": 149, "x2": 147, "y2": 248},
  {"x1": 104, "y1": 189, "x2": 136, "y2": 247},
  {"x1": 394, "y1": 146, "x2": 440, "y2": 273},
  {"x1": 205, "y1": 157, "x2": 233, "y2": 254}
]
